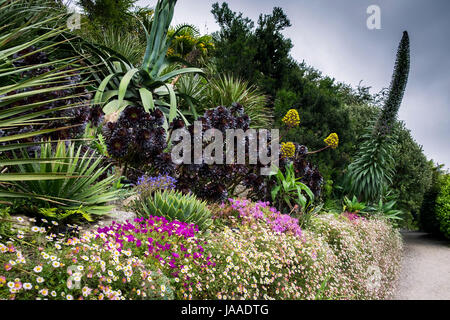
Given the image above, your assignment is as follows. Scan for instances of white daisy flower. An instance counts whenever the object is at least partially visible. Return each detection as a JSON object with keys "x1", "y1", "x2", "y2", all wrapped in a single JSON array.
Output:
[{"x1": 33, "y1": 266, "x2": 43, "y2": 273}]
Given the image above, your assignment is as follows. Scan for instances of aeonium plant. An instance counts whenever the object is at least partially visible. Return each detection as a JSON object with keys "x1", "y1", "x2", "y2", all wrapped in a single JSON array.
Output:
[
  {"x1": 103, "y1": 103, "x2": 338, "y2": 204},
  {"x1": 273, "y1": 109, "x2": 340, "y2": 213}
]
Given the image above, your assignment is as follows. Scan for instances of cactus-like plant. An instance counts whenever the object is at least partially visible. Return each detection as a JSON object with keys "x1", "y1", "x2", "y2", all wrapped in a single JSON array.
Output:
[
  {"x1": 132, "y1": 189, "x2": 212, "y2": 229},
  {"x1": 345, "y1": 31, "x2": 410, "y2": 201}
]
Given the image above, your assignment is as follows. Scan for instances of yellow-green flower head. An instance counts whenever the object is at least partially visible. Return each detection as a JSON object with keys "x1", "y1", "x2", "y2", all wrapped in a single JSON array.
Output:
[
  {"x1": 280, "y1": 142, "x2": 296, "y2": 158},
  {"x1": 167, "y1": 47, "x2": 175, "y2": 56},
  {"x1": 324, "y1": 133, "x2": 339, "y2": 149},
  {"x1": 282, "y1": 109, "x2": 300, "y2": 127}
]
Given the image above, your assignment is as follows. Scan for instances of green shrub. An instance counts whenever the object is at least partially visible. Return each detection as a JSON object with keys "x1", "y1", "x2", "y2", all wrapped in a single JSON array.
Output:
[
  {"x1": 132, "y1": 190, "x2": 212, "y2": 230},
  {"x1": 419, "y1": 163, "x2": 446, "y2": 236},
  {"x1": 436, "y1": 175, "x2": 450, "y2": 239},
  {"x1": 343, "y1": 195, "x2": 367, "y2": 214},
  {"x1": 390, "y1": 122, "x2": 432, "y2": 227},
  {"x1": 366, "y1": 196, "x2": 403, "y2": 227},
  {"x1": 2, "y1": 141, "x2": 119, "y2": 219}
]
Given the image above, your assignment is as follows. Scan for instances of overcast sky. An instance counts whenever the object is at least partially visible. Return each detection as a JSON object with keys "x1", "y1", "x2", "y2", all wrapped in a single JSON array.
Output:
[{"x1": 136, "y1": 0, "x2": 450, "y2": 168}]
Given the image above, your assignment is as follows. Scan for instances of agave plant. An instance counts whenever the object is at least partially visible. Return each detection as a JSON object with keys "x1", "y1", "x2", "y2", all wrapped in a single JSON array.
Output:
[
  {"x1": 93, "y1": 0, "x2": 204, "y2": 127},
  {"x1": 132, "y1": 189, "x2": 212, "y2": 230},
  {"x1": 2, "y1": 141, "x2": 119, "y2": 217}
]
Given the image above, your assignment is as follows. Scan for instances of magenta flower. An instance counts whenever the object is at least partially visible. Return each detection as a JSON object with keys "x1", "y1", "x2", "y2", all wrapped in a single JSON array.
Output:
[{"x1": 227, "y1": 199, "x2": 302, "y2": 238}]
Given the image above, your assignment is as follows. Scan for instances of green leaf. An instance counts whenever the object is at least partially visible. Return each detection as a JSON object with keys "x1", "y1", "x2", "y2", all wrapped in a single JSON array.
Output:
[
  {"x1": 0, "y1": 125, "x2": 79, "y2": 143},
  {"x1": 0, "y1": 173, "x2": 80, "y2": 181},
  {"x1": 139, "y1": 87, "x2": 155, "y2": 113},
  {"x1": 157, "y1": 67, "x2": 204, "y2": 83},
  {"x1": 117, "y1": 68, "x2": 140, "y2": 107},
  {"x1": 164, "y1": 83, "x2": 178, "y2": 123},
  {"x1": 271, "y1": 185, "x2": 280, "y2": 201}
]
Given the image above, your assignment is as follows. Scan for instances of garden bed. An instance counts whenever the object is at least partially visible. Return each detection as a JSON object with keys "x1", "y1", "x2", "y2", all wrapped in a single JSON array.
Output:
[{"x1": 0, "y1": 201, "x2": 402, "y2": 300}]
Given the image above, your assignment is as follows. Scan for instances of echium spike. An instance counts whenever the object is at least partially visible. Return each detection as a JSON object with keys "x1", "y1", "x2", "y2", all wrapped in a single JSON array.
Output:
[{"x1": 374, "y1": 31, "x2": 410, "y2": 136}]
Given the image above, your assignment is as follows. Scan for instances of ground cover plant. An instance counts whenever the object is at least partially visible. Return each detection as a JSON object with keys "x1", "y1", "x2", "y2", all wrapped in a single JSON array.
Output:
[{"x1": 0, "y1": 201, "x2": 402, "y2": 300}]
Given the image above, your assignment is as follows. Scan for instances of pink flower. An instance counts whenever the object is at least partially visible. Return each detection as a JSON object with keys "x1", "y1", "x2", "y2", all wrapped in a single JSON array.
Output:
[{"x1": 13, "y1": 281, "x2": 22, "y2": 290}]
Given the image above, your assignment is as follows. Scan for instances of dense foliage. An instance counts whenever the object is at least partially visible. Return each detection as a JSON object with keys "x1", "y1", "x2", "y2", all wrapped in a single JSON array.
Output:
[
  {"x1": 435, "y1": 175, "x2": 450, "y2": 239},
  {"x1": 4, "y1": 142, "x2": 118, "y2": 219},
  {"x1": 390, "y1": 122, "x2": 432, "y2": 225},
  {"x1": 77, "y1": 0, "x2": 138, "y2": 29},
  {"x1": 211, "y1": 2, "x2": 293, "y2": 96},
  {"x1": 4, "y1": 46, "x2": 102, "y2": 142},
  {"x1": 419, "y1": 163, "x2": 447, "y2": 236}
]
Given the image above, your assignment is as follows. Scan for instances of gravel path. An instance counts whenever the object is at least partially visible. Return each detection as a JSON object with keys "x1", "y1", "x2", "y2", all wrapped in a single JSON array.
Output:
[{"x1": 393, "y1": 231, "x2": 450, "y2": 300}]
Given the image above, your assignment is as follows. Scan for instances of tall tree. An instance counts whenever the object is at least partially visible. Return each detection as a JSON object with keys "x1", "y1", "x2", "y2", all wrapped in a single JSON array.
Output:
[
  {"x1": 211, "y1": 2, "x2": 293, "y2": 96},
  {"x1": 78, "y1": 0, "x2": 137, "y2": 28},
  {"x1": 346, "y1": 31, "x2": 411, "y2": 201},
  {"x1": 211, "y1": 2, "x2": 257, "y2": 82},
  {"x1": 253, "y1": 7, "x2": 292, "y2": 96}
]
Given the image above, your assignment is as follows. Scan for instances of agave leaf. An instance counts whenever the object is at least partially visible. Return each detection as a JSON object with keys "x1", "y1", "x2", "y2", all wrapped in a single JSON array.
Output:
[
  {"x1": 139, "y1": 87, "x2": 155, "y2": 113},
  {"x1": 93, "y1": 73, "x2": 119, "y2": 105},
  {"x1": 118, "y1": 68, "x2": 140, "y2": 107}
]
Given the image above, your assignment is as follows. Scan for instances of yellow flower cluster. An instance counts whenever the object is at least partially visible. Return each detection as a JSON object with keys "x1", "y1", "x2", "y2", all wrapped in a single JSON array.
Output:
[
  {"x1": 282, "y1": 109, "x2": 300, "y2": 127},
  {"x1": 280, "y1": 142, "x2": 296, "y2": 158},
  {"x1": 324, "y1": 133, "x2": 339, "y2": 149},
  {"x1": 167, "y1": 47, "x2": 175, "y2": 56}
]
